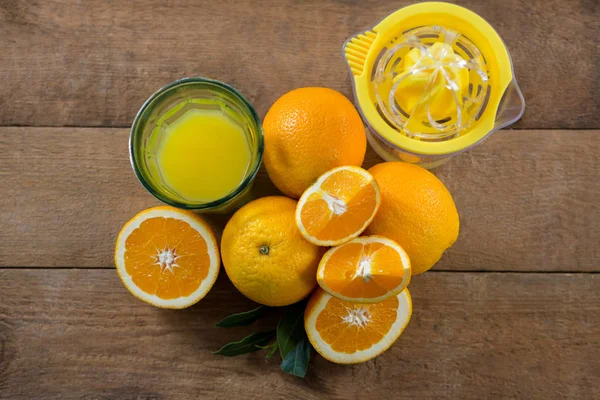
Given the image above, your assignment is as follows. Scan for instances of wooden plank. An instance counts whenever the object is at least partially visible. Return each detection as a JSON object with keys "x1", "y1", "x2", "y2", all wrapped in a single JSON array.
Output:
[
  {"x1": 0, "y1": 270, "x2": 597, "y2": 399},
  {"x1": 0, "y1": 0, "x2": 597, "y2": 129},
  {"x1": 0, "y1": 128, "x2": 600, "y2": 271},
  {"x1": 1, "y1": 127, "x2": 598, "y2": 271}
]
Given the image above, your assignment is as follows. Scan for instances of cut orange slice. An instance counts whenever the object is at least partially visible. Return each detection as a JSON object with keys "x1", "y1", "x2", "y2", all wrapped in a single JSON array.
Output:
[
  {"x1": 296, "y1": 166, "x2": 381, "y2": 246},
  {"x1": 305, "y1": 287, "x2": 412, "y2": 364},
  {"x1": 114, "y1": 206, "x2": 220, "y2": 309},
  {"x1": 317, "y1": 236, "x2": 411, "y2": 303}
]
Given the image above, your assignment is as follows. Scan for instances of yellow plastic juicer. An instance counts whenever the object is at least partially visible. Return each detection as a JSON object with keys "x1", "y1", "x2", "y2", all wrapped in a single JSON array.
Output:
[{"x1": 344, "y1": 2, "x2": 525, "y2": 168}]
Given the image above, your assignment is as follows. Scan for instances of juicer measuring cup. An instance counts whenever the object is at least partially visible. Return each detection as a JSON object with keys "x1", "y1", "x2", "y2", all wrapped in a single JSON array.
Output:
[{"x1": 343, "y1": 2, "x2": 525, "y2": 169}]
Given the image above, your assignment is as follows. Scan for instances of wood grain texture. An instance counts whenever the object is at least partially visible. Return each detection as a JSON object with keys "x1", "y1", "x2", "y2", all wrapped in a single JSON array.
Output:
[
  {"x1": 0, "y1": 0, "x2": 598, "y2": 129},
  {"x1": 1, "y1": 127, "x2": 598, "y2": 271},
  {"x1": 0, "y1": 269, "x2": 597, "y2": 399}
]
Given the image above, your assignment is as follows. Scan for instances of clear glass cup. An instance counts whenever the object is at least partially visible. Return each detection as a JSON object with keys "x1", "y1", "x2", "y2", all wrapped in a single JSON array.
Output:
[{"x1": 130, "y1": 77, "x2": 263, "y2": 212}]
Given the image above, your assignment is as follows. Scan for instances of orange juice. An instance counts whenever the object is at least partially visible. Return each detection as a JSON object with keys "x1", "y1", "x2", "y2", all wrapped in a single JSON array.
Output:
[{"x1": 156, "y1": 109, "x2": 252, "y2": 202}]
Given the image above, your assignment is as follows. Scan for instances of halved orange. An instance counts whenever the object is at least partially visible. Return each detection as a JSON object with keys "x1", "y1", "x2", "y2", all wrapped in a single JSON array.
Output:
[
  {"x1": 296, "y1": 166, "x2": 381, "y2": 246},
  {"x1": 114, "y1": 206, "x2": 220, "y2": 309},
  {"x1": 317, "y1": 236, "x2": 411, "y2": 303},
  {"x1": 305, "y1": 287, "x2": 412, "y2": 364}
]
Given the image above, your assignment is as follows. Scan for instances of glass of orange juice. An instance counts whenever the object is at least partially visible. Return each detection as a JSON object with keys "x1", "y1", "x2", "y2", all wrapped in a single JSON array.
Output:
[{"x1": 130, "y1": 77, "x2": 263, "y2": 212}]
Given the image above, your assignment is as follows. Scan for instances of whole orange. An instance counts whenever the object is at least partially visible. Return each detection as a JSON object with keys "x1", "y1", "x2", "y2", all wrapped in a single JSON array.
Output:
[
  {"x1": 367, "y1": 162, "x2": 459, "y2": 275},
  {"x1": 221, "y1": 196, "x2": 324, "y2": 306},
  {"x1": 263, "y1": 87, "x2": 366, "y2": 198}
]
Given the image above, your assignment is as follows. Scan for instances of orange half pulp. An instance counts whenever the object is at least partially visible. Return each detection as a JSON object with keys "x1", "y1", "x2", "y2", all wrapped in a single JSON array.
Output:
[
  {"x1": 305, "y1": 287, "x2": 412, "y2": 364},
  {"x1": 114, "y1": 206, "x2": 220, "y2": 309},
  {"x1": 317, "y1": 236, "x2": 411, "y2": 303},
  {"x1": 296, "y1": 166, "x2": 381, "y2": 246}
]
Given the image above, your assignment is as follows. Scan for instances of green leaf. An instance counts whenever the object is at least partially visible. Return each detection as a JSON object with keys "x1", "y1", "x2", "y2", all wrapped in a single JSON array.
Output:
[
  {"x1": 214, "y1": 331, "x2": 275, "y2": 357},
  {"x1": 215, "y1": 305, "x2": 268, "y2": 328},
  {"x1": 280, "y1": 337, "x2": 312, "y2": 378},
  {"x1": 277, "y1": 302, "x2": 306, "y2": 358},
  {"x1": 265, "y1": 342, "x2": 279, "y2": 360}
]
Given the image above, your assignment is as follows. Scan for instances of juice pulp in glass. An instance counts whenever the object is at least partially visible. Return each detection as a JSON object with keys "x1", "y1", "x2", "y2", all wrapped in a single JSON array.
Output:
[{"x1": 156, "y1": 108, "x2": 251, "y2": 202}]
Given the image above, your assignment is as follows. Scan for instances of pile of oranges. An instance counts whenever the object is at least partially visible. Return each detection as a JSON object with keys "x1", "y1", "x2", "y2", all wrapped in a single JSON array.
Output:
[{"x1": 114, "y1": 87, "x2": 459, "y2": 364}]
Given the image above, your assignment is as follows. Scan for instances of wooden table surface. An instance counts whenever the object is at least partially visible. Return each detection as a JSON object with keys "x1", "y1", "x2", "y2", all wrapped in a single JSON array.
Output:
[{"x1": 1, "y1": 1, "x2": 598, "y2": 399}]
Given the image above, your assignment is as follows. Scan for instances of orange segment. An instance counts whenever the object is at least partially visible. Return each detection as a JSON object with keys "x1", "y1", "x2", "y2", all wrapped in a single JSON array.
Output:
[
  {"x1": 305, "y1": 288, "x2": 412, "y2": 364},
  {"x1": 296, "y1": 166, "x2": 381, "y2": 246},
  {"x1": 317, "y1": 236, "x2": 411, "y2": 304},
  {"x1": 114, "y1": 206, "x2": 220, "y2": 309}
]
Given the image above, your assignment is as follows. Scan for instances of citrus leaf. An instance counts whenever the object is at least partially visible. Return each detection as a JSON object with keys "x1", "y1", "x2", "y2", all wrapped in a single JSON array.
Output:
[
  {"x1": 280, "y1": 337, "x2": 312, "y2": 378},
  {"x1": 215, "y1": 305, "x2": 268, "y2": 328},
  {"x1": 277, "y1": 302, "x2": 306, "y2": 358},
  {"x1": 214, "y1": 331, "x2": 275, "y2": 357},
  {"x1": 265, "y1": 342, "x2": 279, "y2": 360}
]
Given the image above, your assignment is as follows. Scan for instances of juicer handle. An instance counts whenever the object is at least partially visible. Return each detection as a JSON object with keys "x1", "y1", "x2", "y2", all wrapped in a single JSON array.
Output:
[
  {"x1": 493, "y1": 79, "x2": 526, "y2": 130},
  {"x1": 343, "y1": 31, "x2": 378, "y2": 77}
]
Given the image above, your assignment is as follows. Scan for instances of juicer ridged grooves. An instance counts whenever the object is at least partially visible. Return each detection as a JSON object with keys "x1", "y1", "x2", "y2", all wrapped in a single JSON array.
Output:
[{"x1": 344, "y1": 31, "x2": 376, "y2": 76}]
